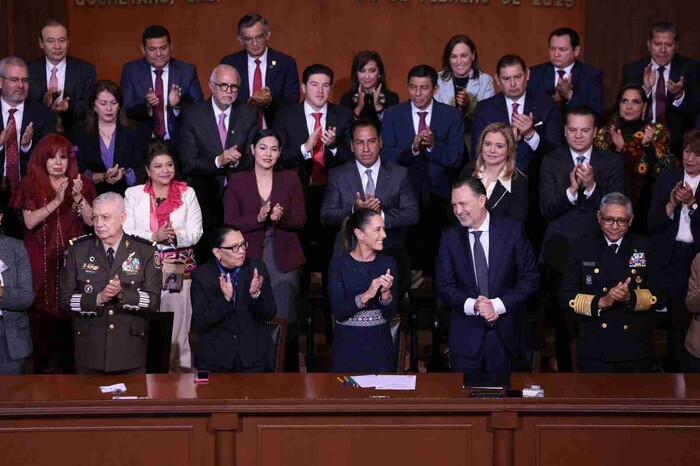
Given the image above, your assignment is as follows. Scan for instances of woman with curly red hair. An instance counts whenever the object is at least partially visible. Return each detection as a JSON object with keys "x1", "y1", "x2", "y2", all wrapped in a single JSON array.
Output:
[{"x1": 11, "y1": 133, "x2": 96, "y2": 373}]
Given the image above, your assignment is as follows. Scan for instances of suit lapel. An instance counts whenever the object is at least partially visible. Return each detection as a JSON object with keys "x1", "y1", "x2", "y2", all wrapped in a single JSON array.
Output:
[
  {"x1": 226, "y1": 104, "x2": 241, "y2": 149},
  {"x1": 487, "y1": 220, "x2": 503, "y2": 289},
  {"x1": 265, "y1": 49, "x2": 277, "y2": 89},
  {"x1": 545, "y1": 63, "x2": 556, "y2": 92},
  {"x1": 64, "y1": 57, "x2": 77, "y2": 97},
  {"x1": 496, "y1": 94, "x2": 510, "y2": 123},
  {"x1": 458, "y1": 227, "x2": 478, "y2": 290},
  {"x1": 523, "y1": 91, "x2": 539, "y2": 121},
  {"x1": 345, "y1": 163, "x2": 364, "y2": 197},
  {"x1": 374, "y1": 162, "x2": 391, "y2": 200},
  {"x1": 238, "y1": 55, "x2": 250, "y2": 100},
  {"x1": 570, "y1": 61, "x2": 582, "y2": 91},
  {"x1": 88, "y1": 238, "x2": 110, "y2": 276},
  {"x1": 205, "y1": 100, "x2": 224, "y2": 151},
  {"x1": 488, "y1": 181, "x2": 507, "y2": 210},
  {"x1": 36, "y1": 60, "x2": 48, "y2": 96}
]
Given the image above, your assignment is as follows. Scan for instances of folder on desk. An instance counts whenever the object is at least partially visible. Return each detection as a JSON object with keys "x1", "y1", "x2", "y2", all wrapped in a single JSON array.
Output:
[{"x1": 462, "y1": 372, "x2": 511, "y2": 389}]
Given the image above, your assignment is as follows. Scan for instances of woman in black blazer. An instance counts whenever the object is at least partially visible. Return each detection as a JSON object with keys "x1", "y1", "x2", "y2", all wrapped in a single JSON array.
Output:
[
  {"x1": 459, "y1": 122, "x2": 528, "y2": 222},
  {"x1": 339, "y1": 51, "x2": 399, "y2": 125},
  {"x1": 71, "y1": 79, "x2": 145, "y2": 196}
]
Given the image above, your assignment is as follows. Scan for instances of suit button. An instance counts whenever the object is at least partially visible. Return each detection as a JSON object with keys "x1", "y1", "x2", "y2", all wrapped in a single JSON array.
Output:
[
  {"x1": 108, "y1": 310, "x2": 114, "y2": 316},
  {"x1": 602, "y1": 287, "x2": 608, "y2": 292},
  {"x1": 109, "y1": 324, "x2": 115, "y2": 330},
  {"x1": 623, "y1": 324, "x2": 629, "y2": 330},
  {"x1": 233, "y1": 334, "x2": 238, "y2": 339},
  {"x1": 601, "y1": 323, "x2": 608, "y2": 329}
]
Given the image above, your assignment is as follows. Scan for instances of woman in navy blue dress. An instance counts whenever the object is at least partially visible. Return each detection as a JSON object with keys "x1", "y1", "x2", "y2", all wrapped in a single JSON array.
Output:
[{"x1": 328, "y1": 208, "x2": 398, "y2": 373}]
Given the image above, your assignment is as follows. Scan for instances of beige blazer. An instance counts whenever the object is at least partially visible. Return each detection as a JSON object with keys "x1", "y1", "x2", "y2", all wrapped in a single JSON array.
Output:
[{"x1": 684, "y1": 254, "x2": 700, "y2": 358}]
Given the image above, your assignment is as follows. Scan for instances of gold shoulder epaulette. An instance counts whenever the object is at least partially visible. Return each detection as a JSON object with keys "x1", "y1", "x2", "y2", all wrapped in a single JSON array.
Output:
[
  {"x1": 68, "y1": 233, "x2": 94, "y2": 246},
  {"x1": 129, "y1": 235, "x2": 158, "y2": 248},
  {"x1": 633, "y1": 289, "x2": 657, "y2": 312}
]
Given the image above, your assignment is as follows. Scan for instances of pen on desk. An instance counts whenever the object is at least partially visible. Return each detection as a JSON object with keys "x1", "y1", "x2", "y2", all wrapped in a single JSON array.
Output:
[
  {"x1": 112, "y1": 396, "x2": 148, "y2": 400},
  {"x1": 336, "y1": 376, "x2": 345, "y2": 384},
  {"x1": 347, "y1": 376, "x2": 359, "y2": 387},
  {"x1": 369, "y1": 395, "x2": 390, "y2": 399}
]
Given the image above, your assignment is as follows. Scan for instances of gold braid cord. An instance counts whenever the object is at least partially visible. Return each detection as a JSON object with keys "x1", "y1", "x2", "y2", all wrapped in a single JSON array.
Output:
[
  {"x1": 633, "y1": 289, "x2": 657, "y2": 312},
  {"x1": 569, "y1": 294, "x2": 595, "y2": 316}
]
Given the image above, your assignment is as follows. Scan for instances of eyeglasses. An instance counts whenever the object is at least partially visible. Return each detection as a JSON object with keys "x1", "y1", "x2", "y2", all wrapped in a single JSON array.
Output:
[
  {"x1": 601, "y1": 217, "x2": 630, "y2": 227},
  {"x1": 218, "y1": 241, "x2": 248, "y2": 253},
  {"x1": 1, "y1": 76, "x2": 29, "y2": 84},
  {"x1": 241, "y1": 33, "x2": 266, "y2": 45},
  {"x1": 211, "y1": 81, "x2": 239, "y2": 93}
]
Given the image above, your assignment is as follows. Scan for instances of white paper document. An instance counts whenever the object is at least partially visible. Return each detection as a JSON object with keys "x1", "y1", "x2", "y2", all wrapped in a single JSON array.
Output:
[
  {"x1": 351, "y1": 375, "x2": 416, "y2": 390},
  {"x1": 99, "y1": 383, "x2": 127, "y2": 394}
]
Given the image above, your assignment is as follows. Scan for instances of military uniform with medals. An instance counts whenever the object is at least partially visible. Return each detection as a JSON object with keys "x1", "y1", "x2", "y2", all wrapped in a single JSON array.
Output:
[
  {"x1": 559, "y1": 233, "x2": 663, "y2": 372},
  {"x1": 59, "y1": 233, "x2": 162, "y2": 373}
]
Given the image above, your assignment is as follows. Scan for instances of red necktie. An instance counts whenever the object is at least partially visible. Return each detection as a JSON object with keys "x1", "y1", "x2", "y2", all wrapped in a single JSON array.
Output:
[
  {"x1": 418, "y1": 111, "x2": 428, "y2": 134},
  {"x1": 5, "y1": 108, "x2": 20, "y2": 187},
  {"x1": 253, "y1": 59, "x2": 264, "y2": 129},
  {"x1": 511, "y1": 102, "x2": 519, "y2": 124},
  {"x1": 154, "y1": 69, "x2": 166, "y2": 138},
  {"x1": 310, "y1": 112, "x2": 326, "y2": 186},
  {"x1": 655, "y1": 66, "x2": 666, "y2": 125}
]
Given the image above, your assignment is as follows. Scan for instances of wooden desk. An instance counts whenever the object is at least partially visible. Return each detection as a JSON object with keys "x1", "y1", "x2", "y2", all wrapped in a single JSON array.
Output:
[{"x1": 0, "y1": 373, "x2": 698, "y2": 466}]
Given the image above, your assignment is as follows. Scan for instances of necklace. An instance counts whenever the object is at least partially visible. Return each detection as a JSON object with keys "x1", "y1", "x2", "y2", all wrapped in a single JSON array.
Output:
[{"x1": 98, "y1": 127, "x2": 115, "y2": 139}]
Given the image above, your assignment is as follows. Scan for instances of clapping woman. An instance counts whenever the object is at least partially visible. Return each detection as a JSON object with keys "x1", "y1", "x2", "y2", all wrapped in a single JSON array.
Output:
[{"x1": 328, "y1": 208, "x2": 398, "y2": 373}]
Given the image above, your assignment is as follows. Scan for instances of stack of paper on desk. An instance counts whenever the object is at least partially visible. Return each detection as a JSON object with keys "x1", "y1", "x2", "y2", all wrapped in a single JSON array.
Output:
[{"x1": 351, "y1": 375, "x2": 416, "y2": 390}]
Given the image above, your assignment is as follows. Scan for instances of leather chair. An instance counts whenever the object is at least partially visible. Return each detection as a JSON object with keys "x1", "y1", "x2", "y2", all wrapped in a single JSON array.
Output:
[
  {"x1": 266, "y1": 318, "x2": 287, "y2": 373},
  {"x1": 390, "y1": 314, "x2": 407, "y2": 373},
  {"x1": 145, "y1": 311, "x2": 174, "y2": 374}
]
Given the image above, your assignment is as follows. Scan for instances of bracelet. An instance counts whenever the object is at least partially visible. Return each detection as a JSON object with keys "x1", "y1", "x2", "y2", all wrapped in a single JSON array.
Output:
[{"x1": 45, "y1": 204, "x2": 53, "y2": 215}]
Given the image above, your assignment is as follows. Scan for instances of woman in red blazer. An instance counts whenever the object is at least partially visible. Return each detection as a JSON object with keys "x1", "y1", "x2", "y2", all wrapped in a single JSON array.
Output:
[{"x1": 223, "y1": 129, "x2": 306, "y2": 371}]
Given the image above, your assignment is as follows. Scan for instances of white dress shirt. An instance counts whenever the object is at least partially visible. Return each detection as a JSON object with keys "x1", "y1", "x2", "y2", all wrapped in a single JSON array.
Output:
[
  {"x1": 300, "y1": 101, "x2": 337, "y2": 159},
  {"x1": 553, "y1": 62, "x2": 575, "y2": 87},
  {"x1": 566, "y1": 146, "x2": 597, "y2": 203},
  {"x1": 462, "y1": 213, "x2": 507, "y2": 316},
  {"x1": 648, "y1": 59, "x2": 685, "y2": 123},
  {"x1": 675, "y1": 172, "x2": 700, "y2": 243},
  {"x1": 45, "y1": 58, "x2": 67, "y2": 101},
  {"x1": 506, "y1": 94, "x2": 540, "y2": 151}
]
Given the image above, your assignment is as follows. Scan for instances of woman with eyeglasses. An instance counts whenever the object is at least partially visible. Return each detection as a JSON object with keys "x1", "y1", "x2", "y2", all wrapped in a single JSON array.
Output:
[
  {"x1": 123, "y1": 139, "x2": 203, "y2": 372},
  {"x1": 190, "y1": 226, "x2": 276, "y2": 373},
  {"x1": 222, "y1": 129, "x2": 305, "y2": 371},
  {"x1": 328, "y1": 208, "x2": 398, "y2": 373}
]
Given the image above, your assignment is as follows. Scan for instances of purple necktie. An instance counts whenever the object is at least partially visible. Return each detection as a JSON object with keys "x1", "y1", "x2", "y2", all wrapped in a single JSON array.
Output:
[
  {"x1": 218, "y1": 112, "x2": 227, "y2": 149},
  {"x1": 655, "y1": 66, "x2": 666, "y2": 125}
]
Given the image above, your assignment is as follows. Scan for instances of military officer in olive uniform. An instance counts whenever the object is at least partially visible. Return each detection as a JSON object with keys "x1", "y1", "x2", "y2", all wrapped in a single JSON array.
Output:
[
  {"x1": 59, "y1": 192, "x2": 161, "y2": 374},
  {"x1": 559, "y1": 192, "x2": 663, "y2": 372}
]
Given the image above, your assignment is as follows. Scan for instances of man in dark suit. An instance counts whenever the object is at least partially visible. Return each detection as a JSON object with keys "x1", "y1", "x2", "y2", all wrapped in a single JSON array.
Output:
[
  {"x1": 473, "y1": 55, "x2": 562, "y2": 175},
  {"x1": 120, "y1": 25, "x2": 203, "y2": 145},
  {"x1": 321, "y1": 118, "x2": 419, "y2": 294},
  {"x1": 191, "y1": 227, "x2": 276, "y2": 373},
  {"x1": 560, "y1": 192, "x2": 663, "y2": 372},
  {"x1": 436, "y1": 176, "x2": 539, "y2": 373},
  {"x1": 274, "y1": 64, "x2": 353, "y2": 283},
  {"x1": 528, "y1": 28, "x2": 603, "y2": 118},
  {"x1": 26, "y1": 19, "x2": 96, "y2": 137},
  {"x1": 382, "y1": 65, "x2": 464, "y2": 276},
  {"x1": 180, "y1": 64, "x2": 259, "y2": 231},
  {"x1": 648, "y1": 129, "x2": 700, "y2": 370},
  {"x1": 539, "y1": 105, "x2": 624, "y2": 370},
  {"x1": 0, "y1": 56, "x2": 57, "y2": 238},
  {"x1": 623, "y1": 21, "x2": 699, "y2": 157},
  {"x1": 59, "y1": 193, "x2": 161, "y2": 374},
  {"x1": 220, "y1": 13, "x2": 299, "y2": 128},
  {"x1": 0, "y1": 206, "x2": 34, "y2": 374}
]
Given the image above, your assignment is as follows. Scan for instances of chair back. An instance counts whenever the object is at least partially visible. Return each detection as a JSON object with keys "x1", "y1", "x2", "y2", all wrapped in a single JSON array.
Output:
[
  {"x1": 390, "y1": 314, "x2": 406, "y2": 373},
  {"x1": 145, "y1": 311, "x2": 174, "y2": 374},
  {"x1": 266, "y1": 318, "x2": 287, "y2": 373}
]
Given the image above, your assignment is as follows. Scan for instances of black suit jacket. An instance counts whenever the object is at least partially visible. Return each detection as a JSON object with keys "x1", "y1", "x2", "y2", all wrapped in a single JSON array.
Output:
[
  {"x1": 27, "y1": 56, "x2": 96, "y2": 137},
  {"x1": 539, "y1": 146, "x2": 624, "y2": 268},
  {"x1": 274, "y1": 102, "x2": 353, "y2": 188},
  {"x1": 71, "y1": 123, "x2": 143, "y2": 196},
  {"x1": 648, "y1": 167, "x2": 700, "y2": 266},
  {"x1": 0, "y1": 102, "x2": 57, "y2": 177},
  {"x1": 190, "y1": 258, "x2": 277, "y2": 372},
  {"x1": 622, "y1": 54, "x2": 699, "y2": 155},
  {"x1": 559, "y1": 233, "x2": 662, "y2": 362},
  {"x1": 459, "y1": 163, "x2": 529, "y2": 222},
  {"x1": 179, "y1": 98, "x2": 259, "y2": 225},
  {"x1": 320, "y1": 158, "x2": 419, "y2": 249},
  {"x1": 528, "y1": 60, "x2": 604, "y2": 117},
  {"x1": 472, "y1": 91, "x2": 563, "y2": 175},
  {"x1": 220, "y1": 48, "x2": 300, "y2": 126}
]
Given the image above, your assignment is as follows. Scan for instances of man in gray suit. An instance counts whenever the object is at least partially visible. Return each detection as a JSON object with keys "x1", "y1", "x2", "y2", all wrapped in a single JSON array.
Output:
[
  {"x1": 321, "y1": 118, "x2": 419, "y2": 294},
  {"x1": 0, "y1": 205, "x2": 34, "y2": 374}
]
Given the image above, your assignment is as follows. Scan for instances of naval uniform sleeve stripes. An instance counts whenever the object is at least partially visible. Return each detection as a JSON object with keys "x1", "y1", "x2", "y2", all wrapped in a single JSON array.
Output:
[
  {"x1": 137, "y1": 291, "x2": 150, "y2": 308},
  {"x1": 71, "y1": 294, "x2": 82, "y2": 312}
]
